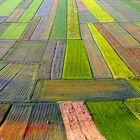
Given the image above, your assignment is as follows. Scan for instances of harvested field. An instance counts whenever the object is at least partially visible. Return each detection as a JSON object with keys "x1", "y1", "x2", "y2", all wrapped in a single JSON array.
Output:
[
  {"x1": 0, "y1": 103, "x2": 66, "y2": 140},
  {"x1": 41, "y1": 40, "x2": 66, "y2": 80},
  {"x1": 78, "y1": 11, "x2": 98, "y2": 24},
  {"x1": 80, "y1": 24, "x2": 112, "y2": 79},
  {"x1": 0, "y1": 63, "x2": 39, "y2": 102},
  {"x1": 24, "y1": 103, "x2": 66, "y2": 140},
  {"x1": 32, "y1": 79, "x2": 138, "y2": 102},
  {"x1": 4, "y1": 41, "x2": 47, "y2": 63},
  {"x1": 103, "y1": 23, "x2": 140, "y2": 48},
  {"x1": 120, "y1": 22, "x2": 140, "y2": 42},
  {"x1": 0, "y1": 40, "x2": 16, "y2": 59},
  {"x1": 59, "y1": 101, "x2": 105, "y2": 140}
]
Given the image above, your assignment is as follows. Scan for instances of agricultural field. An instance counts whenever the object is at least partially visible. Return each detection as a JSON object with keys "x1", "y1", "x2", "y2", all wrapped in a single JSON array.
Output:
[{"x1": 0, "y1": 0, "x2": 140, "y2": 140}]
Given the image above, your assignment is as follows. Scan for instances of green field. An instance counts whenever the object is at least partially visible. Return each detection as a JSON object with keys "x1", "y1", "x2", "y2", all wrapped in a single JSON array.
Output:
[
  {"x1": 86, "y1": 101, "x2": 140, "y2": 140},
  {"x1": 62, "y1": 40, "x2": 92, "y2": 79},
  {"x1": 50, "y1": 0, "x2": 67, "y2": 40}
]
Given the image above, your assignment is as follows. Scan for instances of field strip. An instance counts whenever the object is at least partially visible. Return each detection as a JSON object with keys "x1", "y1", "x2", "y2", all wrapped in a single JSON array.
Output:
[
  {"x1": 103, "y1": 0, "x2": 140, "y2": 21},
  {"x1": 36, "y1": 0, "x2": 52, "y2": 16},
  {"x1": 0, "y1": 104, "x2": 32, "y2": 140},
  {"x1": 96, "y1": 0, "x2": 128, "y2": 22},
  {"x1": 125, "y1": 98, "x2": 140, "y2": 120},
  {"x1": 0, "y1": 40, "x2": 16, "y2": 59},
  {"x1": 120, "y1": 22, "x2": 140, "y2": 42},
  {"x1": 76, "y1": 0, "x2": 87, "y2": 11},
  {"x1": 4, "y1": 41, "x2": 47, "y2": 63},
  {"x1": 0, "y1": 103, "x2": 11, "y2": 126},
  {"x1": 17, "y1": 0, "x2": 32, "y2": 9},
  {"x1": 80, "y1": 24, "x2": 112, "y2": 79},
  {"x1": 24, "y1": 103, "x2": 66, "y2": 140},
  {"x1": 6, "y1": 9, "x2": 25, "y2": 22},
  {"x1": 41, "y1": 41, "x2": 57, "y2": 79},
  {"x1": 86, "y1": 101, "x2": 140, "y2": 140},
  {"x1": 0, "y1": 23, "x2": 11, "y2": 37},
  {"x1": 0, "y1": 63, "x2": 23, "y2": 91},
  {"x1": 50, "y1": 0, "x2": 67, "y2": 40},
  {"x1": 22, "y1": 16, "x2": 41, "y2": 41},
  {"x1": 67, "y1": 0, "x2": 81, "y2": 39},
  {"x1": 31, "y1": 0, "x2": 59, "y2": 41},
  {"x1": 0, "y1": 16, "x2": 7, "y2": 23},
  {"x1": 51, "y1": 41, "x2": 66, "y2": 80},
  {"x1": 88, "y1": 23, "x2": 135, "y2": 78},
  {"x1": 103, "y1": 23, "x2": 140, "y2": 48},
  {"x1": 0, "y1": 0, "x2": 22, "y2": 16},
  {"x1": 59, "y1": 101, "x2": 105, "y2": 140},
  {"x1": 95, "y1": 23, "x2": 140, "y2": 77},
  {"x1": 41, "y1": 40, "x2": 66, "y2": 80},
  {"x1": 0, "y1": 23, "x2": 28, "y2": 40},
  {"x1": 78, "y1": 11, "x2": 98, "y2": 24},
  {"x1": 0, "y1": 64, "x2": 39, "y2": 102},
  {"x1": 81, "y1": 0, "x2": 115, "y2": 22},
  {"x1": 32, "y1": 79, "x2": 138, "y2": 102},
  {"x1": 18, "y1": 0, "x2": 43, "y2": 22},
  {"x1": 62, "y1": 40, "x2": 92, "y2": 79}
]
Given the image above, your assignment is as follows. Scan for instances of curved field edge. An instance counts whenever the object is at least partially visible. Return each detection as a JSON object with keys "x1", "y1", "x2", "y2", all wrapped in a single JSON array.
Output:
[{"x1": 86, "y1": 101, "x2": 140, "y2": 140}]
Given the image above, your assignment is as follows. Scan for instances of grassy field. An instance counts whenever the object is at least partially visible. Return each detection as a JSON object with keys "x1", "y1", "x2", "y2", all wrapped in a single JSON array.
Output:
[
  {"x1": 86, "y1": 101, "x2": 140, "y2": 140},
  {"x1": 50, "y1": 0, "x2": 67, "y2": 40},
  {"x1": 125, "y1": 98, "x2": 140, "y2": 120},
  {"x1": 62, "y1": 40, "x2": 92, "y2": 79},
  {"x1": 0, "y1": 0, "x2": 22, "y2": 16},
  {"x1": 0, "y1": 23, "x2": 28, "y2": 40}
]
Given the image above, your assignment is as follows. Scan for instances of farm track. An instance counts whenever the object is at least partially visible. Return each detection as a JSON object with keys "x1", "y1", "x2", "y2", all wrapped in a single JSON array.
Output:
[{"x1": 0, "y1": 0, "x2": 140, "y2": 139}]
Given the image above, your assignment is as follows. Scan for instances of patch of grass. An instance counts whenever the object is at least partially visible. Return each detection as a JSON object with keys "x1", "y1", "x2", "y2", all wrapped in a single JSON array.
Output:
[
  {"x1": 86, "y1": 101, "x2": 140, "y2": 140},
  {"x1": 67, "y1": 0, "x2": 81, "y2": 39},
  {"x1": 62, "y1": 40, "x2": 92, "y2": 79},
  {"x1": 0, "y1": 0, "x2": 22, "y2": 16},
  {"x1": 18, "y1": 0, "x2": 43, "y2": 22},
  {"x1": 88, "y1": 23, "x2": 134, "y2": 79},
  {"x1": 125, "y1": 97, "x2": 140, "y2": 120},
  {"x1": 0, "y1": 23, "x2": 28, "y2": 39},
  {"x1": 50, "y1": 0, "x2": 67, "y2": 40},
  {"x1": 81, "y1": 0, "x2": 115, "y2": 22}
]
